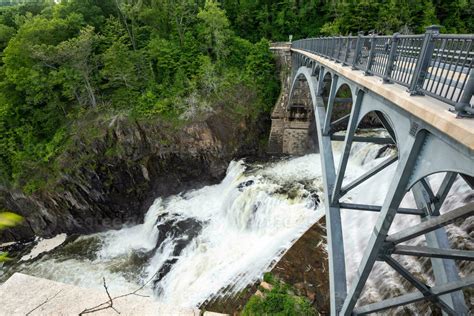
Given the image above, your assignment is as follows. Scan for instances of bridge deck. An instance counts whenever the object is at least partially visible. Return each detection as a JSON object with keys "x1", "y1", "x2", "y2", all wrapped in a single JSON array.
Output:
[{"x1": 292, "y1": 48, "x2": 474, "y2": 151}]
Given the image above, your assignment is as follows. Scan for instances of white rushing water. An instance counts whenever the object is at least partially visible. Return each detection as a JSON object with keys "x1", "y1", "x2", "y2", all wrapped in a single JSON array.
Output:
[
  {"x1": 9, "y1": 153, "x2": 325, "y2": 307},
  {"x1": 6, "y1": 132, "x2": 472, "y2": 312}
]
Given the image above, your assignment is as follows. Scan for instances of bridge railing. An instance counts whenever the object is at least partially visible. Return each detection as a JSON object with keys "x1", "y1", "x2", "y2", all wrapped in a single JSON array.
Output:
[{"x1": 292, "y1": 26, "x2": 474, "y2": 116}]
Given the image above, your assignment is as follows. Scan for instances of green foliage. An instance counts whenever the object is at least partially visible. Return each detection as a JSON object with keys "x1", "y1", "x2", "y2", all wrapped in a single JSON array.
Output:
[
  {"x1": 263, "y1": 272, "x2": 275, "y2": 283},
  {"x1": 0, "y1": 0, "x2": 470, "y2": 192},
  {"x1": 244, "y1": 38, "x2": 279, "y2": 111},
  {"x1": 0, "y1": 211, "x2": 22, "y2": 229},
  {"x1": 243, "y1": 293, "x2": 316, "y2": 316},
  {"x1": 220, "y1": 0, "x2": 473, "y2": 40},
  {"x1": 197, "y1": 0, "x2": 232, "y2": 61},
  {"x1": 242, "y1": 275, "x2": 317, "y2": 316},
  {"x1": 0, "y1": 211, "x2": 22, "y2": 261}
]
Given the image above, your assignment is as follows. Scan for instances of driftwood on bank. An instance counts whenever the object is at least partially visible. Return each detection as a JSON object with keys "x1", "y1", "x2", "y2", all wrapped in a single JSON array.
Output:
[{"x1": 79, "y1": 271, "x2": 157, "y2": 315}]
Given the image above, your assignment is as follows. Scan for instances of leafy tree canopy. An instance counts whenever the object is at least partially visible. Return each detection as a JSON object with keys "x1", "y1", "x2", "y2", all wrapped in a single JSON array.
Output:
[{"x1": 0, "y1": 0, "x2": 471, "y2": 190}]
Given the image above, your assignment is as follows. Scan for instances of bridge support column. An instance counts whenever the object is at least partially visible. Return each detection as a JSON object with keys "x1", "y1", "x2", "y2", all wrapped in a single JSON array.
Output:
[
  {"x1": 340, "y1": 130, "x2": 426, "y2": 315},
  {"x1": 331, "y1": 89, "x2": 363, "y2": 204},
  {"x1": 314, "y1": 95, "x2": 347, "y2": 314},
  {"x1": 412, "y1": 180, "x2": 469, "y2": 315},
  {"x1": 323, "y1": 74, "x2": 339, "y2": 135}
]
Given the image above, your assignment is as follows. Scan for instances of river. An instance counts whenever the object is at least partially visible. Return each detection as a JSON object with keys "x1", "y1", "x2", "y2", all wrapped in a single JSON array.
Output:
[{"x1": 1, "y1": 130, "x2": 472, "y2": 313}]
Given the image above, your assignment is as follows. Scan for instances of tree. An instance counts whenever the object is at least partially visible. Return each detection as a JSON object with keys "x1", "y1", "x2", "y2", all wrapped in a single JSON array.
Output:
[
  {"x1": 102, "y1": 41, "x2": 139, "y2": 89},
  {"x1": 197, "y1": 0, "x2": 232, "y2": 61},
  {"x1": 33, "y1": 25, "x2": 99, "y2": 107},
  {"x1": 0, "y1": 23, "x2": 14, "y2": 51}
]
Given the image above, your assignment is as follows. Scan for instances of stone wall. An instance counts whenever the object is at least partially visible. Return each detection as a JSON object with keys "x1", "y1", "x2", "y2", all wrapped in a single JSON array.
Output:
[
  {"x1": 267, "y1": 44, "x2": 292, "y2": 154},
  {"x1": 282, "y1": 128, "x2": 309, "y2": 155},
  {"x1": 268, "y1": 44, "x2": 316, "y2": 156}
]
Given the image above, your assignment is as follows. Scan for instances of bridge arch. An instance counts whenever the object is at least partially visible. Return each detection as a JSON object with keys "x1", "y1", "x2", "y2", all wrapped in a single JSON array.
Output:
[
  {"x1": 328, "y1": 83, "x2": 354, "y2": 133},
  {"x1": 405, "y1": 129, "x2": 474, "y2": 190},
  {"x1": 284, "y1": 67, "x2": 320, "y2": 154},
  {"x1": 354, "y1": 110, "x2": 398, "y2": 155},
  {"x1": 271, "y1": 36, "x2": 474, "y2": 314},
  {"x1": 320, "y1": 72, "x2": 333, "y2": 108}
]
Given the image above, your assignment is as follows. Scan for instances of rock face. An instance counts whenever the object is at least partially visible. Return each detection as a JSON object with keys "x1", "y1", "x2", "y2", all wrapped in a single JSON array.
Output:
[
  {"x1": 0, "y1": 111, "x2": 269, "y2": 242},
  {"x1": 270, "y1": 218, "x2": 329, "y2": 314}
]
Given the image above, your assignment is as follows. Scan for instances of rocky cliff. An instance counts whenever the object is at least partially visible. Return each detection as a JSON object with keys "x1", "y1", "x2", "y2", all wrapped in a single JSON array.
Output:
[{"x1": 0, "y1": 110, "x2": 270, "y2": 242}]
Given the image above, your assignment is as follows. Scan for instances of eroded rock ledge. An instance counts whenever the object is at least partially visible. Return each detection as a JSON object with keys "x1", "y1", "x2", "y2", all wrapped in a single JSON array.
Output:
[{"x1": 1, "y1": 110, "x2": 269, "y2": 242}]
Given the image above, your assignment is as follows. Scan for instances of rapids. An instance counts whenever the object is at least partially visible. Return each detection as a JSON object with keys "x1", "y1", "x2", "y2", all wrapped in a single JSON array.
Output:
[{"x1": 1, "y1": 131, "x2": 472, "y2": 313}]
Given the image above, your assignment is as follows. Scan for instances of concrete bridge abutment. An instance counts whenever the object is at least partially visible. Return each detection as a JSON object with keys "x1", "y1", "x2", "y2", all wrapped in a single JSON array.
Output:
[{"x1": 268, "y1": 43, "x2": 317, "y2": 155}]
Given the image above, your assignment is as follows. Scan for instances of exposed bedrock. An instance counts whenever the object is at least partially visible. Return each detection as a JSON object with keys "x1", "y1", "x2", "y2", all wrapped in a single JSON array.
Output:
[{"x1": 0, "y1": 111, "x2": 270, "y2": 242}]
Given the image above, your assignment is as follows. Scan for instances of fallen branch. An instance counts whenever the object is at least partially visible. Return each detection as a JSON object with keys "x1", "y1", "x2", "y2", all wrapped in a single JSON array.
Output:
[
  {"x1": 26, "y1": 290, "x2": 62, "y2": 315},
  {"x1": 79, "y1": 271, "x2": 158, "y2": 315},
  {"x1": 79, "y1": 277, "x2": 121, "y2": 315}
]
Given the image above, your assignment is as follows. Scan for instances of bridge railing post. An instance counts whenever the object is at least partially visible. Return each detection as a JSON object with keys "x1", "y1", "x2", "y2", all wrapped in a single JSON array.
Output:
[
  {"x1": 326, "y1": 37, "x2": 330, "y2": 57},
  {"x1": 329, "y1": 37, "x2": 334, "y2": 60},
  {"x1": 409, "y1": 25, "x2": 440, "y2": 95},
  {"x1": 455, "y1": 70, "x2": 474, "y2": 116},
  {"x1": 322, "y1": 38, "x2": 326, "y2": 57},
  {"x1": 336, "y1": 36, "x2": 343, "y2": 62},
  {"x1": 383, "y1": 32, "x2": 400, "y2": 83},
  {"x1": 342, "y1": 36, "x2": 351, "y2": 66},
  {"x1": 364, "y1": 32, "x2": 377, "y2": 75},
  {"x1": 352, "y1": 31, "x2": 364, "y2": 70}
]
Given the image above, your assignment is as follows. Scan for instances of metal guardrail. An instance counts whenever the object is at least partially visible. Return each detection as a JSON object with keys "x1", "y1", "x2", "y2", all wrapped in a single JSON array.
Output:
[{"x1": 292, "y1": 26, "x2": 474, "y2": 117}]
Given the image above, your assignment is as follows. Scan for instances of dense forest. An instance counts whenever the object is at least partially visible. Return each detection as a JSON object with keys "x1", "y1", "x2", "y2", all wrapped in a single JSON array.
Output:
[{"x1": 0, "y1": 0, "x2": 472, "y2": 192}]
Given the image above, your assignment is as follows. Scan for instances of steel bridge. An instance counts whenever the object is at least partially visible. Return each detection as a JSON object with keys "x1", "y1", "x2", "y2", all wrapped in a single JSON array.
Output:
[{"x1": 272, "y1": 26, "x2": 474, "y2": 315}]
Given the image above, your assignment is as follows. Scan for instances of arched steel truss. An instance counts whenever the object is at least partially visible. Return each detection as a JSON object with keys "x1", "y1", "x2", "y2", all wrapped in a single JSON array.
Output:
[{"x1": 288, "y1": 52, "x2": 474, "y2": 315}]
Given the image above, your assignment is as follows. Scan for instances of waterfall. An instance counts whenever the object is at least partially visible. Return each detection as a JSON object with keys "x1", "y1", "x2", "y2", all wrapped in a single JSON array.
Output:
[{"x1": 6, "y1": 133, "x2": 472, "y2": 313}]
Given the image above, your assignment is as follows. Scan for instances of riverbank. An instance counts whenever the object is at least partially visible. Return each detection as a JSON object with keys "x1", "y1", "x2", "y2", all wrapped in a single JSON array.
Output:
[{"x1": 0, "y1": 105, "x2": 271, "y2": 242}]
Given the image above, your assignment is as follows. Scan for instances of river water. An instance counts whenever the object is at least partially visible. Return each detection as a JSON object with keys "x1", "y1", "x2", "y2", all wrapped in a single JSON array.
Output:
[{"x1": 1, "y1": 131, "x2": 472, "y2": 313}]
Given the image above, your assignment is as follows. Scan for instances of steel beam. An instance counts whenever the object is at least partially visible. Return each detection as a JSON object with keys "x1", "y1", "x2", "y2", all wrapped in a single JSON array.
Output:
[
  {"x1": 375, "y1": 111, "x2": 397, "y2": 142},
  {"x1": 317, "y1": 66, "x2": 325, "y2": 95},
  {"x1": 314, "y1": 94, "x2": 347, "y2": 313},
  {"x1": 324, "y1": 97, "x2": 354, "y2": 104},
  {"x1": 323, "y1": 75, "x2": 339, "y2": 135},
  {"x1": 339, "y1": 203, "x2": 424, "y2": 215},
  {"x1": 383, "y1": 255, "x2": 457, "y2": 315},
  {"x1": 412, "y1": 182, "x2": 468, "y2": 314},
  {"x1": 461, "y1": 174, "x2": 474, "y2": 189},
  {"x1": 418, "y1": 179, "x2": 437, "y2": 207},
  {"x1": 329, "y1": 113, "x2": 350, "y2": 131},
  {"x1": 352, "y1": 277, "x2": 474, "y2": 315},
  {"x1": 386, "y1": 202, "x2": 474, "y2": 244},
  {"x1": 340, "y1": 131, "x2": 427, "y2": 315},
  {"x1": 393, "y1": 245, "x2": 474, "y2": 261},
  {"x1": 331, "y1": 89, "x2": 364, "y2": 204},
  {"x1": 433, "y1": 172, "x2": 457, "y2": 213},
  {"x1": 330, "y1": 135, "x2": 394, "y2": 144},
  {"x1": 339, "y1": 155, "x2": 397, "y2": 198}
]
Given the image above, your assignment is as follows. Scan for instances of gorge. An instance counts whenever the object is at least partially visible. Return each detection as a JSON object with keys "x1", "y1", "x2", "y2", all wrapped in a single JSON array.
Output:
[
  {"x1": 1, "y1": 1, "x2": 473, "y2": 315},
  {"x1": 2, "y1": 134, "x2": 472, "y2": 314}
]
